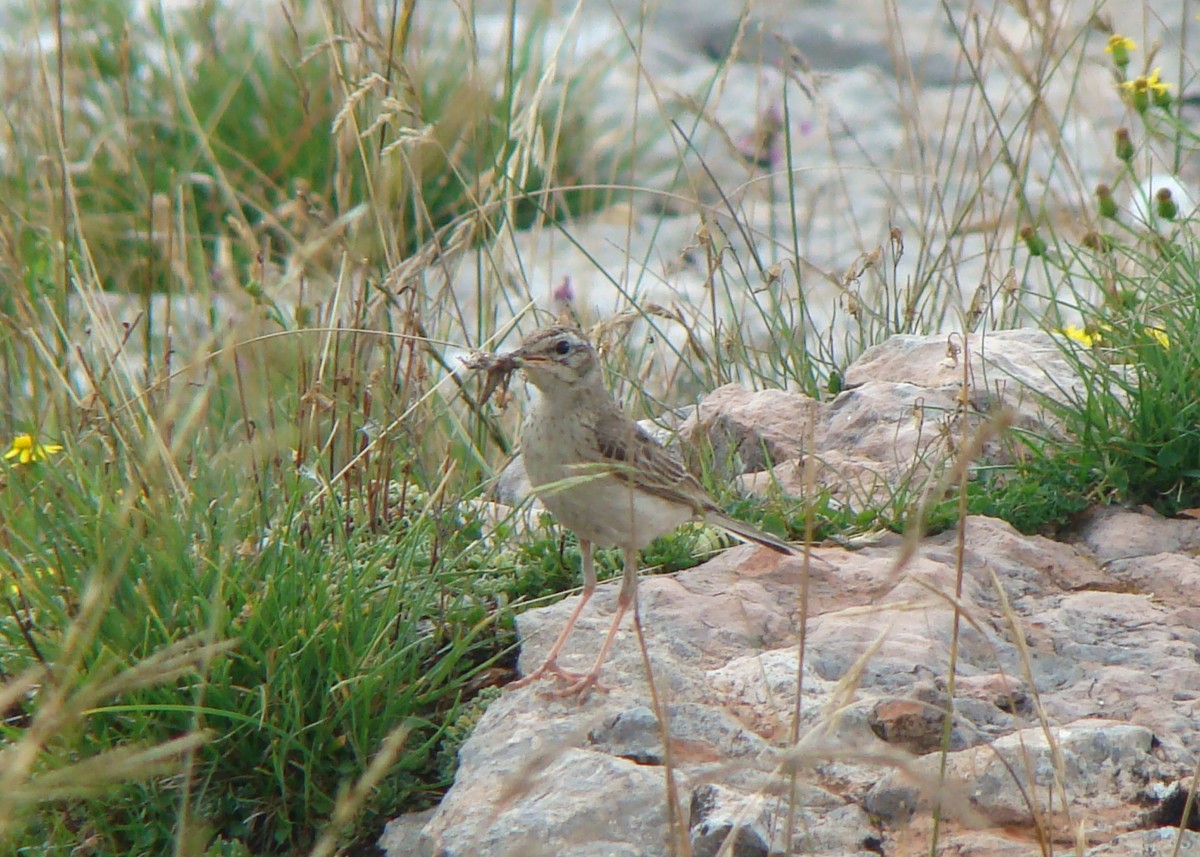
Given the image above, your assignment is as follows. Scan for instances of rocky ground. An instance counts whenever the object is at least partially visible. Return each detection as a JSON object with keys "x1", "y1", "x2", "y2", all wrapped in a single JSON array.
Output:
[
  {"x1": 383, "y1": 329, "x2": 1199, "y2": 857},
  {"x1": 44, "y1": 0, "x2": 1199, "y2": 389},
  {"x1": 57, "y1": 0, "x2": 1200, "y2": 402}
]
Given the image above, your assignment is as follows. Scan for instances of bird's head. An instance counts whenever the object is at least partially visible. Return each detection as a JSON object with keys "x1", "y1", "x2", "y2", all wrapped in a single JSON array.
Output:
[{"x1": 507, "y1": 325, "x2": 600, "y2": 394}]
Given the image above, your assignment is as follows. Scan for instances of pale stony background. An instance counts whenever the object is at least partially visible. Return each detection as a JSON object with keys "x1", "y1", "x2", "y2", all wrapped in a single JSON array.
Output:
[
  {"x1": 440, "y1": 0, "x2": 1198, "y2": 354},
  {"x1": 30, "y1": 0, "x2": 1200, "y2": 385}
]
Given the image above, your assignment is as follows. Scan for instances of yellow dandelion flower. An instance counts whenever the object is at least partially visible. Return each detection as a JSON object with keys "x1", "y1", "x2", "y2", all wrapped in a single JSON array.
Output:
[
  {"x1": 4, "y1": 434, "x2": 64, "y2": 465},
  {"x1": 1104, "y1": 35, "x2": 1136, "y2": 53},
  {"x1": 1121, "y1": 68, "x2": 1172, "y2": 111},
  {"x1": 1144, "y1": 68, "x2": 1171, "y2": 96}
]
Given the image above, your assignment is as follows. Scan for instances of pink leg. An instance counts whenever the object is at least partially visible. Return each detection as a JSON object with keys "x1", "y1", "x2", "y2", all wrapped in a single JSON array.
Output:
[
  {"x1": 555, "y1": 547, "x2": 638, "y2": 702},
  {"x1": 509, "y1": 539, "x2": 597, "y2": 689}
]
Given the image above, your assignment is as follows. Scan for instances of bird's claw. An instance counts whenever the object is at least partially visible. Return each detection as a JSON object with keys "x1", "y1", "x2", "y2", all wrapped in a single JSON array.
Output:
[
  {"x1": 550, "y1": 672, "x2": 609, "y2": 702},
  {"x1": 508, "y1": 659, "x2": 609, "y2": 702},
  {"x1": 508, "y1": 658, "x2": 587, "y2": 690}
]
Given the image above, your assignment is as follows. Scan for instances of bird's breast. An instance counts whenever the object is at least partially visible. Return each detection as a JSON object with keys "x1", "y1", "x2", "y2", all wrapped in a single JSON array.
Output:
[{"x1": 520, "y1": 409, "x2": 691, "y2": 550}]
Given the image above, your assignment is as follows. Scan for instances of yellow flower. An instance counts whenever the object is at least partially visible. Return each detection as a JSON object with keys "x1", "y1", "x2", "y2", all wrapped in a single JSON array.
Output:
[
  {"x1": 1145, "y1": 327, "x2": 1169, "y2": 348},
  {"x1": 1120, "y1": 69, "x2": 1169, "y2": 95},
  {"x1": 1123, "y1": 67, "x2": 1171, "y2": 95},
  {"x1": 1105, "y1": 35, "x2": 1135, "y2": 67},
  {"x1": 4, "y1": 434, "x2": 64, "y2": 465},
  {"x1": 1104, "y1": 35, "x2": 1136, "y2": 53},
  {"x1": 1121, "y1": 68, "x2": 1172, "y2": 110},
  {"x1": 1059, "y1": 324, "x2": 1170, "y2": 351},
  {"x1": 1057, "y1": 325, "x2": 1097, "y2": 347},
  {"x1": 1143, "y1": 68, "x2": 1170, "y2": 95}
]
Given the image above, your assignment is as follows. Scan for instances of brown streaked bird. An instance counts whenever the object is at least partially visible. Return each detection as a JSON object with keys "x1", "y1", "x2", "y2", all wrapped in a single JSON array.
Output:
[{"x1": 505, "y1": 324, "x2": 794, "y2": 699}]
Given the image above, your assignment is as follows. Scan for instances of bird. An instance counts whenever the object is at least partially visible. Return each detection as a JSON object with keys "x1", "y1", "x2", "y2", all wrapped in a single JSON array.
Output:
[{"x1": 503, "y1": 324, "x2": 795, "y2": 699}]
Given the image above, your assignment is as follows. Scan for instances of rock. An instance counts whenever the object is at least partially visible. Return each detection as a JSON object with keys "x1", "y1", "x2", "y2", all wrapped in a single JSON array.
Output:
[
  {"x1": 418, "y1": 693, "x2": 677, "y2": 856},
  {"x1": 814, "y1": 379, "x2": 962, "y2": 500},
  {"x1": 367, "y1": 0, "x2": 1200, "y2": 850},
  {"x1": 842, "y1": 329, "x2": 1084, "y2": 412},
  {"x1": 680, "y1": 330, "x2": 1100, "y2": 508},
  {"x1": 955, "y1": 673, "x2": 1032, "y2": 718},
  {"x1": 868, "y1": 720, "x2": 1163, "y2": 829},
  {"x1": 397, "y1": 510, "x2": 1200, "y2": 856},
  {"x1": 378, "y1": 808, "x2": 435, "y2": 857},
  {"x1": 1082, "y1": 828, "x2": 1200, "y2": 857},
  {"x1": 679, "y1": 384, "x2": 818, "y2": 473},
  {"x1": 1069, "y1": 505, "x2": 1200, "y2": 566},
  {"x1": 866, "y1": 682, "x2": 950, "y2": 755},
  {"x1": 1104, "y1": 553, "x2": 1200, "y2": 608},
  {"x1": 1135, "y1": 778, "x2": 1198, "y2": 832},
  {"x1": 687, "y1": 781, "x2": 880, "y2": 857},
  {"x1": 688, "y1": 784, "x2": 772, "y2": 857}
]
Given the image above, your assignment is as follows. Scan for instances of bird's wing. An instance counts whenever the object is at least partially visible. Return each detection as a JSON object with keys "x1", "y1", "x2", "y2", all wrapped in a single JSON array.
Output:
[
  {"x1": 581, "y1": 404, "x2": 795, "y2": 555},
  {"x1": 583, "y1": 406, "x2": 711, "y2": 514}
]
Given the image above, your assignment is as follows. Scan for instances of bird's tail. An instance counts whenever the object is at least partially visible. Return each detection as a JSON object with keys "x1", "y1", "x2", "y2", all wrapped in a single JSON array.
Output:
[{"x1": 703, "y1": 509, "x2": 795, "y2": 555}]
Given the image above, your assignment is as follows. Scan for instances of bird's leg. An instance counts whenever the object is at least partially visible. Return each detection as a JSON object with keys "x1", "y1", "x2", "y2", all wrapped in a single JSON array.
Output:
[
  {"x1": 509, "y1": 539, "x2": 596, "y2": 689},
  {"x1": 556, "y1": 547, "x2": 638, "y2": 701}
]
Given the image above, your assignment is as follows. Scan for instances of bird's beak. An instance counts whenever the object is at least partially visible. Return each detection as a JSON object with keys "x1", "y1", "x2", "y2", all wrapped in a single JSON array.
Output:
[{"x1": 507, "y1": 349, "x2": 543, "y2": 365}]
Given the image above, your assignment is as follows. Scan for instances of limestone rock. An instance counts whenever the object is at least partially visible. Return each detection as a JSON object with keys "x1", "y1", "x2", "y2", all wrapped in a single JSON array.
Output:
[
  {"x1": 393, "y1": 511, "x2": 1200, "y2": 857},
  {"x1": 1083, "y1": 829, "x2": 1200, "y2": 857},
  {"x1": 718, "y1": 330, "x2": 1090, "y2": 507},
  {"x1": 678, "y1": 384, "x2": 818, "y2": 474},
  {"x1": 867, "y1": 720, "x2": 1162, "y2": 829}
]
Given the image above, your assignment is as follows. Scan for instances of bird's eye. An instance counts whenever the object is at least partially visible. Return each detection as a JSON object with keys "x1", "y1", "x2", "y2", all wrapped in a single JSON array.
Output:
[{"x1": 554, "y1": 339, "x2": 571, "y2": 355}]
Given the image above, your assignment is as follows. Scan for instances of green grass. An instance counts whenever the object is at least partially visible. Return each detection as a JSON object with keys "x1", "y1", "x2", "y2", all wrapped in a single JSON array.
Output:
[
  {"x1": 2, "y1": 0, "x2": 1199, "y2": 854},
  {"x1": 0, "y1": 0, "x2": 616, "y2": 302},
  {"x1": 969, "y1": 64, "x2": 1200, "y2": 525},
  {"x1": 0, "y1": 417, "x2": 517, "y2": 852}
]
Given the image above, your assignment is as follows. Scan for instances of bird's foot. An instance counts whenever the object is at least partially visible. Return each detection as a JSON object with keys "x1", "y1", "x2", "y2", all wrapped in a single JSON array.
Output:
[
  {"x1": 550, "y1": 671, "x2": 609, "y2": 703},
  {"x1": 508, "y1": 657, "x2": 587, "y2": 690}
]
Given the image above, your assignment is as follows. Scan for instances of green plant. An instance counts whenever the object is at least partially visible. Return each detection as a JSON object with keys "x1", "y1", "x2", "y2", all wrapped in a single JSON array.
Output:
[
  {"x1": 1010, "y1": 38, "x2": 1200, "y2": 518},
  {"x1": 0, "y1": 417, "x2": 521, "y2": 852},
  {"x1": 0, "y1": 0, "x2": 616, "y2": 303},
  {"x1": 966, "y1": 453, "x2": 1097, "y2": 535}
]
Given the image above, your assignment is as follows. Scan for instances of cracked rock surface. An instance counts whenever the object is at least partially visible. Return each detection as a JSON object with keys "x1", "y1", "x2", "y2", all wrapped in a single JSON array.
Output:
[{"x1": 387, "y1": 510, "x2": 1198, "y2": 857}]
